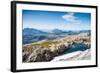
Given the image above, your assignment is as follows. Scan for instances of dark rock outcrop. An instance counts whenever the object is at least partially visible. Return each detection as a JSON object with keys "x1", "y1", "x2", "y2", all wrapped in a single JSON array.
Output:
[{"x1": 23, "y1": 52, "x2": 30, "y2": 62}]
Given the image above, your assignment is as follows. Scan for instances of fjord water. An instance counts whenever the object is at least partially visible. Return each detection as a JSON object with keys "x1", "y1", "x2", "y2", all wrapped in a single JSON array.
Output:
[{"x1": 64, "y1": 43, "x2": 90, "y2": 54}]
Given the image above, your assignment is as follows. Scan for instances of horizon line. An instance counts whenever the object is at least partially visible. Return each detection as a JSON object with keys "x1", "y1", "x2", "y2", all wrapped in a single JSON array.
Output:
[{"x1": 23, "y1": 27, "x2": 91, "y2": 31}]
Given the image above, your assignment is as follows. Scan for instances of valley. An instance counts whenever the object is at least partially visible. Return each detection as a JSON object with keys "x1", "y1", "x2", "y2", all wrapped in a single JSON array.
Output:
[{"x1": 22, "y1": 28, "x2": 91, "y2": 62}]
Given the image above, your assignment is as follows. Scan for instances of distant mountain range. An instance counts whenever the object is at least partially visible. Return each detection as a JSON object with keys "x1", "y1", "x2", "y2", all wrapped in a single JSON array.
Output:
[
  {"x1": 23, "y1": 28, "x2": 90, "y2": 35},
  {"x1": 23, "y1": 28, "x2": 90, "y2": 44},
  {"x1": 51, "y1": 29, "x2": 67, "y2": 34},
  {"x1": 23, "y1": 28, "x2": 47, "y2": 36}
]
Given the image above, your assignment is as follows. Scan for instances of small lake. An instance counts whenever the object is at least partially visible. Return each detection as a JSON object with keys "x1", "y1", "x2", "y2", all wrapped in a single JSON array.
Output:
[{"x1": 64, "y1": 43, "x2": 90, "y2": 54}]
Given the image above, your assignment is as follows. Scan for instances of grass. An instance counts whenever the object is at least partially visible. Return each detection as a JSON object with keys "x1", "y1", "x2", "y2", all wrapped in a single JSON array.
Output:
[{"x1": 31, "y1": 40, "x2": 60, "y2": 48}]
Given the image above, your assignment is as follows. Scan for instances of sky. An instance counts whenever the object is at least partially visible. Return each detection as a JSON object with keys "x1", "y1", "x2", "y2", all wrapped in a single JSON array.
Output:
[{"x1": 22, "y1": 10, "x2": 91, "y2": 31}]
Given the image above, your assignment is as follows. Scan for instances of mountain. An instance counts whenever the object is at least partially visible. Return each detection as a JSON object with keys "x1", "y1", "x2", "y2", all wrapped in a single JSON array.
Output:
[
  {"x1": 79, "y1": 30, "x2": 91, "y2": 33},
  {"x1": 52, "y1": 29, "x2": 66, "y2": 34},
  {"x1": 51, "y1": 29, "x2": 79, "y2": 35},
  {"x1": 23, "y1": 28, "x2": 47, "y2": 36},
  {"x1": 23, "y1": 28, "x2": 91, "y2": 44},
  {"x1": 23, "y1": 28, "x2": 48, "y2": 44}
]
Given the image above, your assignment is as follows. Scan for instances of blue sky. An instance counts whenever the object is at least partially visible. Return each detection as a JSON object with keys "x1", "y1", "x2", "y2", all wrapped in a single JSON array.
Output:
[{"x1": 22, "y1": 10, "x2": 91, "y2": 31}]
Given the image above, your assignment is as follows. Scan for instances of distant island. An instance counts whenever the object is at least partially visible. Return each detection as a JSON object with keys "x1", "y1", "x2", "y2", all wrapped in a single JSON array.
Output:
[{"x1": 22, "y1": 28, "x2": 91, "y2": 62}]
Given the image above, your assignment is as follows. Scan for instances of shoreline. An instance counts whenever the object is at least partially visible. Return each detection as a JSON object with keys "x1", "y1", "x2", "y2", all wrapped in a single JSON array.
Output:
[{"x1": 51, "y1": 49, "x2": 91, "y2": 62}]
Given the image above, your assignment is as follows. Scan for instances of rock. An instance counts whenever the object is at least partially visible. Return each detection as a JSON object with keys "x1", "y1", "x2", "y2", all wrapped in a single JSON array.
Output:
[
  {"x1": 22, "y1": 52, "x2": 30, "y2": 62},
  {"x1": 27, "y1": 48, "x2": 54, "y2": 62},
  {"x1": 22, "y1": 32, "x2": 91, "y2": 62},
  {"x1": 51, "y1": 44, "x2": 69, "y2": 56}
]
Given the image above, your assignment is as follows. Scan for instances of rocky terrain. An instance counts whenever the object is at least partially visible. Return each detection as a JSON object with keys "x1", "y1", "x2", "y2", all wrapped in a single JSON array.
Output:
[
  {"x1": 22, "y1": 32, "x2": 91, "y2": 62},
  {"x1": 51, "y1": 49, "x2": 91, "y2": 62}
]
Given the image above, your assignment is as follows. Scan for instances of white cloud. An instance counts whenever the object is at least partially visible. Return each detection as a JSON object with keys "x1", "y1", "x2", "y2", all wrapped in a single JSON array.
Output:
[
  {"x1": 62, "y1": 12, "x2": 82, "y2": 24},
  {"x1": 61, "y1": 12, "x2": 90, "y2": 30}
]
